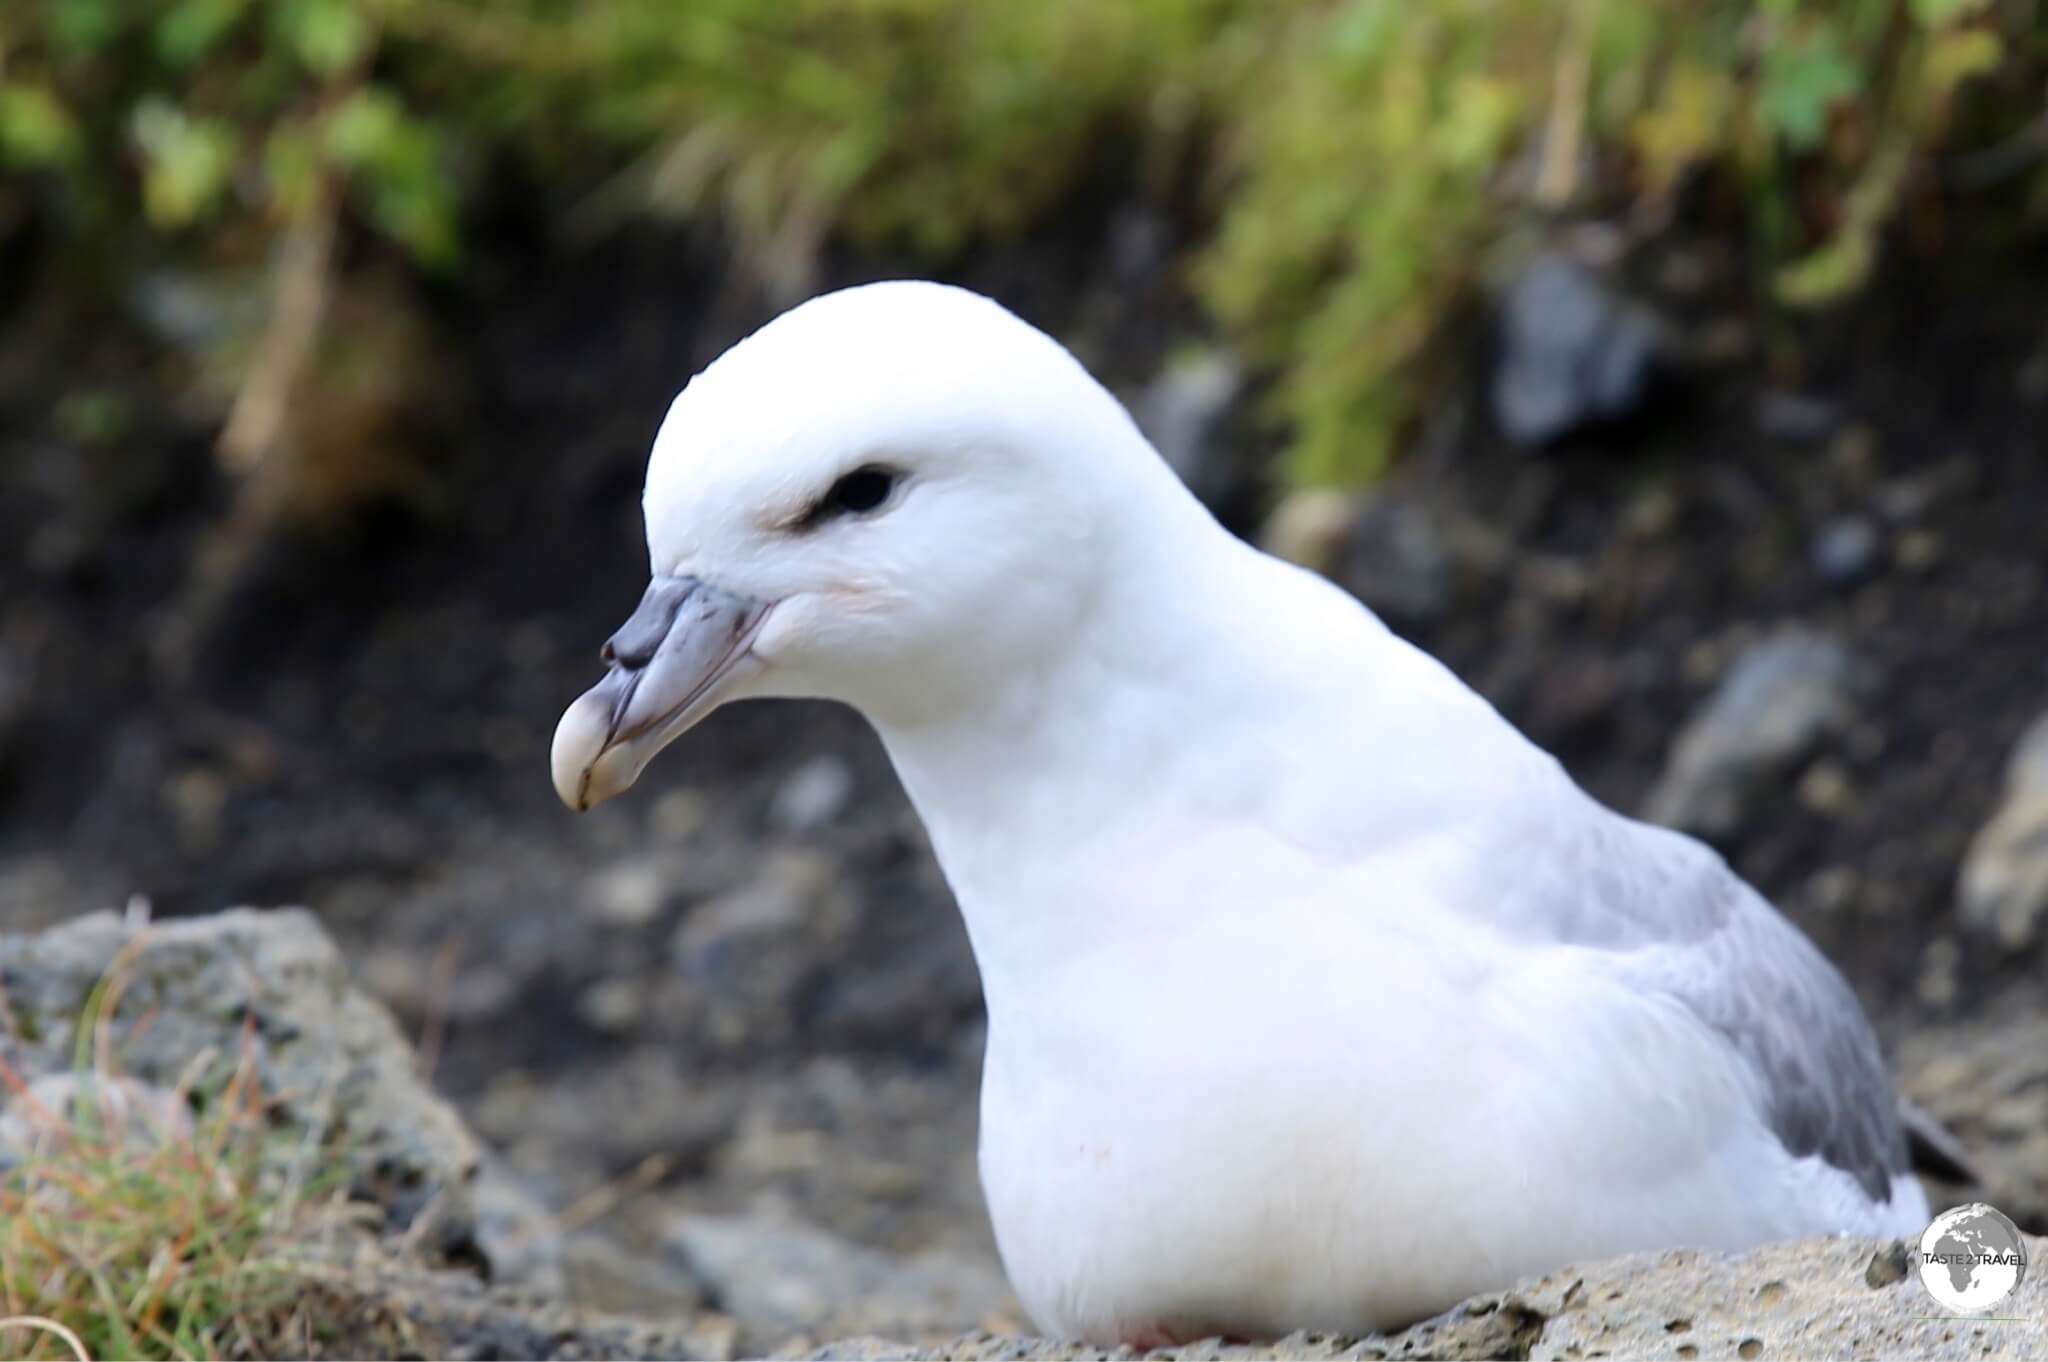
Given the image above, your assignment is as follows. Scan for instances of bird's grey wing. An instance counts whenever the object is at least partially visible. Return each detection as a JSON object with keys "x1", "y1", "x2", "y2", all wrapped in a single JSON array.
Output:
[{"x1": 1545, "y1": 812, "x2": 1912, "y2": 1204}]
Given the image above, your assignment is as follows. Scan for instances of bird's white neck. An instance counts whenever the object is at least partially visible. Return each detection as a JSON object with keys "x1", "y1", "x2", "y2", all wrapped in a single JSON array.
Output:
[{"x1": 868, "y1": 492, "x2": 1441, "y2": 1019}]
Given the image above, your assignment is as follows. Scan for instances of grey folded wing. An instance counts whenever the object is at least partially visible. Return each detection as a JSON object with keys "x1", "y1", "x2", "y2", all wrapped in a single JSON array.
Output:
[{"x1": 1564, "y1": 816, "x2": 1913, "y2": 1205}]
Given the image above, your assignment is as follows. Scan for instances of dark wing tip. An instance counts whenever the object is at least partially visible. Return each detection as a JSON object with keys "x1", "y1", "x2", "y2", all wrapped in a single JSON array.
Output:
[{"x1": 1898, "y1": 1095, "x2": 1981, "y2": 1187}]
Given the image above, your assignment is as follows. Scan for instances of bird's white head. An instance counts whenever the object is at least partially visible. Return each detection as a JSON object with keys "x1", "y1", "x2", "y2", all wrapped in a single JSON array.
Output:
[{"x1": 550, "y1": 279, "x2": 1200, "y2": 811}]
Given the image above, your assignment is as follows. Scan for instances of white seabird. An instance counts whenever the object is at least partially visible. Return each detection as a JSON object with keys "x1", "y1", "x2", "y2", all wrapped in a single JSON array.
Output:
[{"x1": 550, "y1": 280, "x2": 1932, "y2": 1347}]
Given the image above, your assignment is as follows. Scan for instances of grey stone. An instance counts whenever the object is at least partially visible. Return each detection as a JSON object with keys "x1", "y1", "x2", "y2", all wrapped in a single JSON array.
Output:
[
  {"x1": 807, "y1": 1234, "x2": 2047, "y2": 1360},
  {"x1": 565, "y1": 1230, "x2": 712, "y2": 1319},
  {"x1": 0, "y1": 1071, "x2": 192, "y2": 1159},
  {"x1": 1334, "y1": 483, "x2": 1510, "y2": 626},
  {"x1": 1644, "y1": 630, "x2": 1863, "y2": 839},
  {"x1": 1134, "y1": 347, "x2": 1244, "y2": 505},
  {"x1": 470, "y1": 1048, "x2": 739, "y2": 1192},
  {"x1": 1756, "y1": 389, "x2": 1842, "y2": 442},
  {"x1": 577, "y1": 975, "x2": 648, "y2": 1032},
  {"x1": 1493, "y1": 253, "x2": 1666, "y2": 447},
  {"x1": 1339, "y1": 492, "x2": 1451, "y2": 622},
  {"x1": 590, "y1": 855, "x2": 673, "y2": 927},
  {"x1": 670, "y1": 1211, "x2": 1014, "y2": 1354},
  {"x1": 770, "y1": 755, "x2": 858, "y2": 834},
  {"x1": 1957, "y1": 712, "x2": 2048, "y2": 951},
  {"x1": 0, "y1": 907, "x2": 557, "y2": 1288},
  {"x1": 126, "y1": 267, "x2": 265, "y2": 355},
  {"x1": 1259, "y1": 489, "x2": 1359, "y2": 578},
  {"x1": 1812, "y1": 517, "x2": 1882, "y2": 586},
  {"x1": 671, "y1": 849, "x2": 834, "y2": 983}
]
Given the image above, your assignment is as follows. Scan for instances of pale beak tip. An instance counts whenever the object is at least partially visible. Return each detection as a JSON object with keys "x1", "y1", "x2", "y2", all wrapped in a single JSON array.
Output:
[{"x1": 551, "y1": 689, "x2": 619, "y2": 812}]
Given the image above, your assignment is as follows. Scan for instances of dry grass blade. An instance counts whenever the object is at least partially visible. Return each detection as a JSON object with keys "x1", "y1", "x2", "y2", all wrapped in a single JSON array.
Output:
[
  {"x1": 555, "y1": 1151, "x2": 675, "y2": 1234},
  {"x1": 0, "y1": 1314, "x2": 93, "y2": 1362}
]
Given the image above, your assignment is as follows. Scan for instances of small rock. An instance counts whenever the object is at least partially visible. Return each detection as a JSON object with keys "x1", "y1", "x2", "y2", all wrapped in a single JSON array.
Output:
[
  {"x1": 1874, "y1": 458, "x2": 1976, "y2": 524},
  {"x1": 1755, "y1": 390, "x2": 1840, "y2": 442},
  {"x1": 1619, "y1": 483, "x2": 1681, "y2": 540},
  {"x1": 667, "y1": 1212, "x2": 1013, "y2": 1352},
  {"x1": 650, "y1": 788, "x2": 710, "y2": 842},
  {"x1": 577, "y1": 976, "x2": 647, "y2": 1032},
  {"x1": 1492, "y1": 252, "x2": 1667, "y2": 448},
  {"x1": 127, "y1": 267, "x2": 264, "y2": 356},
  {"x1": 1802, "y1": 865, "x2": 1859, "y2": 916},
  {"x1": 166, "y1": 765, "x2": 229, "y2": 853},
  {"x1": 1644, "y1": 630, "x2": 1864, "y2": 839},
  {"x1": 1864, "y1": 1241, "x2": 1911, "y2": 1288},
  {"x1": 1917, "y1": 936, "x2": 1962, "y2": 1009},
  {"x1": 466, "y1": 1165, "x2": 568, "y2": 1296},
  {"x1": 1258, "y1": 489, "x2": 1358, "y2": 578},
  {"x1": 1796, "y1": 759, "x2": 1855, "y2": 817},
  {"x1": 1107, "y1": 203, "x2": 1170, "y2": 284},
  {"x1": 770, "y1": 755, "x2": 856, "y2": 835},
  {"x1": 470, "y1": 1049, "x2": 737, "y2": 1188},
  {"x1": 591, "y1": 857, "x2": 671, "y2": 927},
  {"x1": 565, "y1": 1231, "x2": 710, "y2": 1318},
  {"x1": 1333, "y1": 486, "x2": 1452, "y2": 623},
  {"x1": 1896, "y1": 529, "x2": 1942, "y2": 572},
  {"x1": 1958, "y1": 711, "x2": 2048, "y2": 952},
  {"x1": 1811, "y1": 517, "x2": 1881, "y2": 586},
  {"x1": 671, "y1": 850, "x2": 833, "y2": 983},
  {"x1": 1133, "y1": 346, "x2": 1244, "y2": 505}
]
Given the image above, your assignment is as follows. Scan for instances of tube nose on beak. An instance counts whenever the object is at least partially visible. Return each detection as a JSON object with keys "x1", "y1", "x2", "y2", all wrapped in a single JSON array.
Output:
[
  {"x1": 550, "y1": 576, "x2": 768, "y2": 812},
  {"x1": 603, "y1": 576, "x2": 700, "y2": 669}
]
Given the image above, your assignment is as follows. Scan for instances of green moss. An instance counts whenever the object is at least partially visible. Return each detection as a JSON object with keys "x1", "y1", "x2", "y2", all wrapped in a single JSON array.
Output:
[{"x1": 0, "y1": 0, "x2": 2038, "y2": 487}]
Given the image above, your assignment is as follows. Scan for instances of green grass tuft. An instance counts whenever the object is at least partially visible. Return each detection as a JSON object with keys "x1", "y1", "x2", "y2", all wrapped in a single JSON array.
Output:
[
  {"x1": 1, "y1": 0, "x2": 2041, "y2": 487},
  {"x1": 0, "y1": 950, "x2": 353, "y2": 1362}
]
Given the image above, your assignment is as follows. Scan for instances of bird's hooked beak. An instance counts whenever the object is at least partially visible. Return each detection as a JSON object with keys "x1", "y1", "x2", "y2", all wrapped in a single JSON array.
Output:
[{"x1": 551, "y1": 575, "x2": 770, "y2": 811}]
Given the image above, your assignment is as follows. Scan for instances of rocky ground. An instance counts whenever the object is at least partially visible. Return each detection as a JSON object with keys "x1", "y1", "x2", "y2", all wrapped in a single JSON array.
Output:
[
  {"x1": 3, "y1": 908, "x2": 2042, "y2": 1361},
  {"x1": 1, "y1": 199, "x2": 2046, "y2": 1357}
]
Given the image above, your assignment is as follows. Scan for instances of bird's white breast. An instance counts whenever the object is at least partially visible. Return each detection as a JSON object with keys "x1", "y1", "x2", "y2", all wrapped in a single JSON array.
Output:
[{"x1": 969, "y1": 870, "x2": 1922, "y2": 1344}]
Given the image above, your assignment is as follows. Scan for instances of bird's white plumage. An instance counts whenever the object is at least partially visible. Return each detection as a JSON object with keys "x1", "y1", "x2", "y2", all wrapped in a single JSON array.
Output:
[{"x1": 572, "y1": 280, "x2": 1929, "y2": 1346}]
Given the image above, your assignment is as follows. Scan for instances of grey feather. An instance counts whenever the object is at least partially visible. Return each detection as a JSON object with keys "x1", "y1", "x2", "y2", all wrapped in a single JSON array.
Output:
[{"x1": 1557, "y1": 812, "x2": 1911, "y2": 1203}]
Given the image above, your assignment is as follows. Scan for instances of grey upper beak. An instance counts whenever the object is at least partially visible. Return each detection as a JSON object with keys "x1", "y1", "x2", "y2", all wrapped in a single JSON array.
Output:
[
  {"x1": 603, "y1": 575, "x2": 700, "y2": 671},
  {"x1": 551, "y1": 576, "x2": 768, "y2": 810}
]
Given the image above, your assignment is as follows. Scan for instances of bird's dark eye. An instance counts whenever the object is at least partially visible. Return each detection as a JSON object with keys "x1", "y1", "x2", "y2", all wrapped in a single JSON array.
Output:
[{"x1": 799, "y1": 464, "x2": 900, "y2": 529}]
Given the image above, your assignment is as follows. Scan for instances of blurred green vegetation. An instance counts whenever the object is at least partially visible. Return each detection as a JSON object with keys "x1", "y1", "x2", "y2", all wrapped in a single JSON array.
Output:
[{"x1": 1, "y1": 0, "x2": 2043, "y2": 489}]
